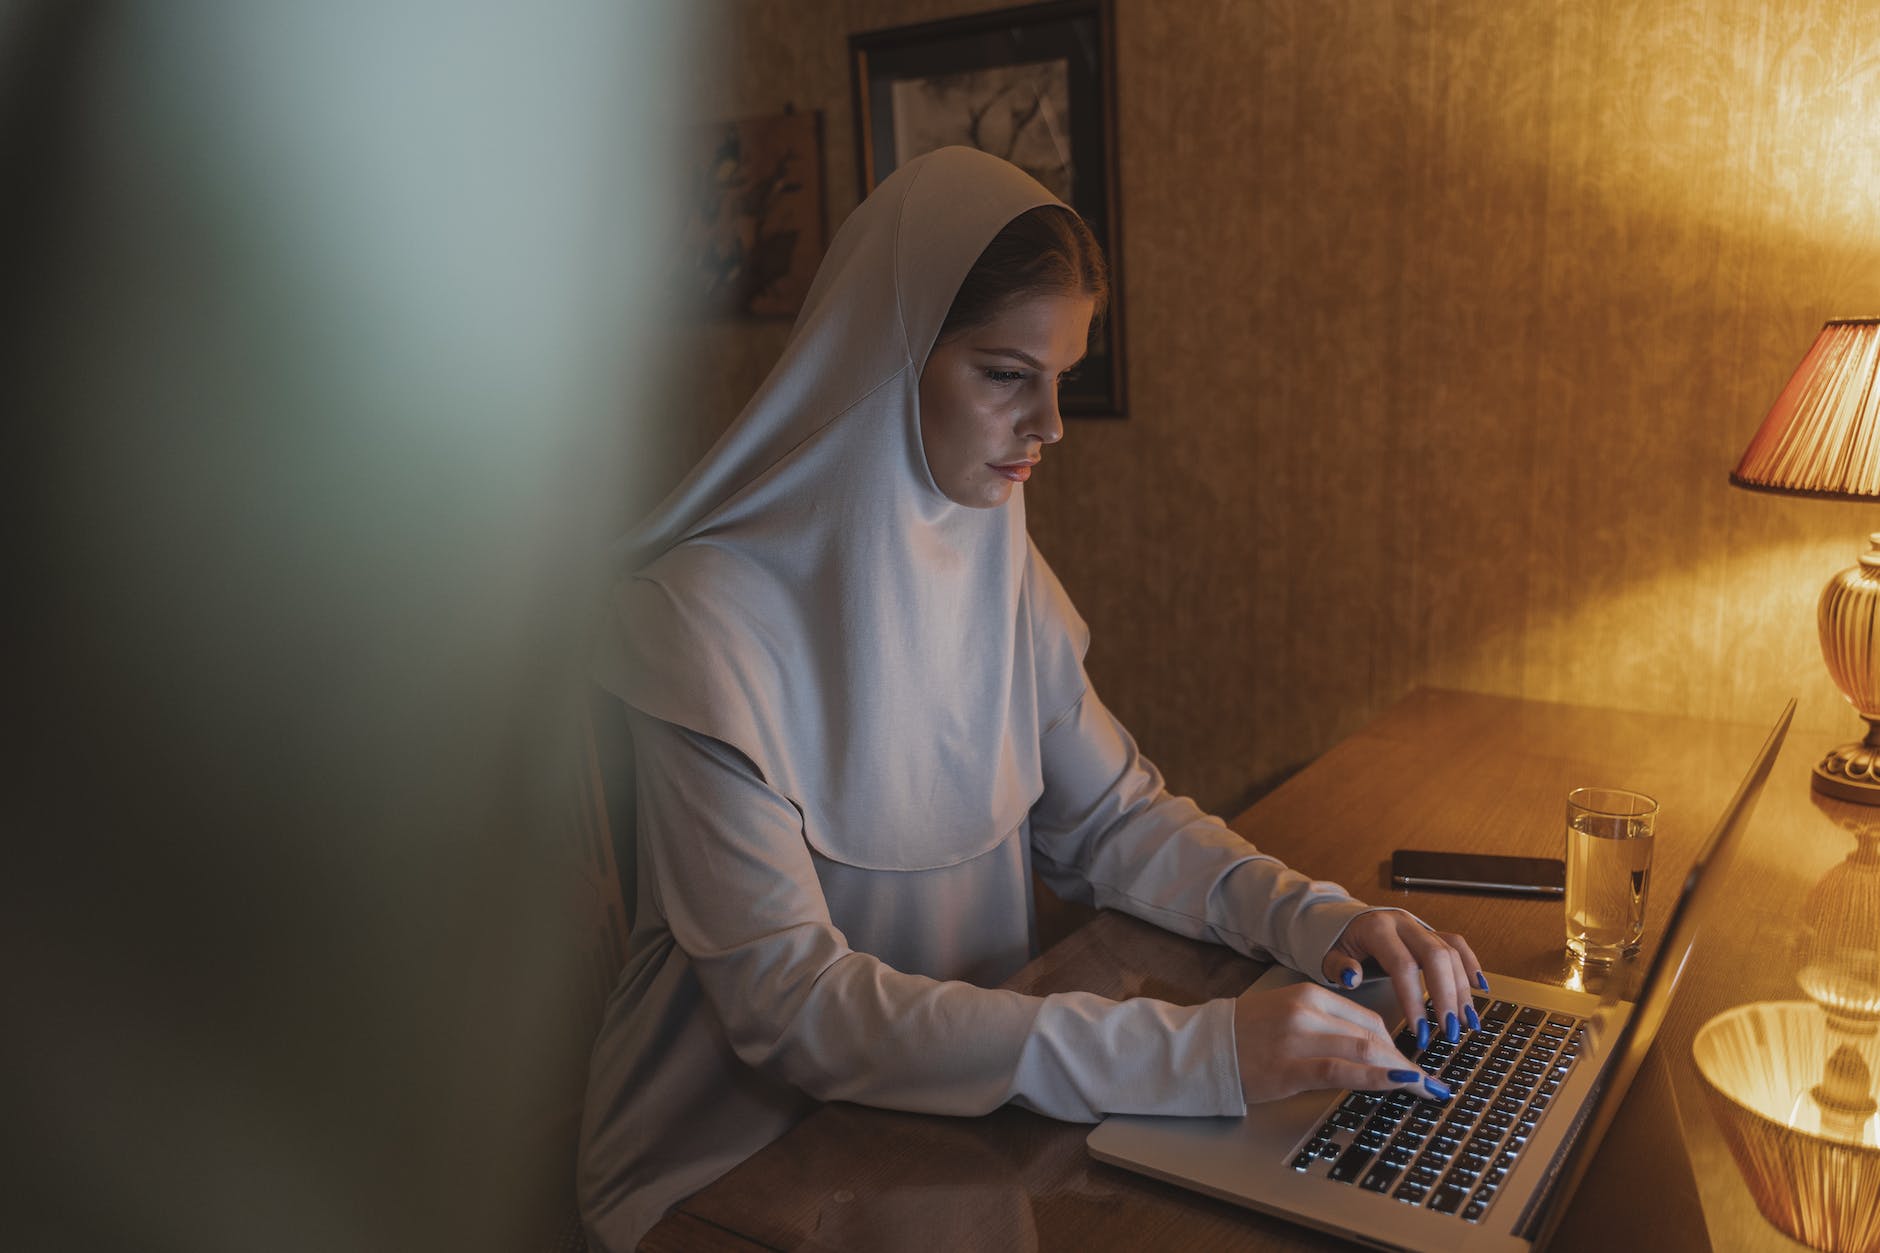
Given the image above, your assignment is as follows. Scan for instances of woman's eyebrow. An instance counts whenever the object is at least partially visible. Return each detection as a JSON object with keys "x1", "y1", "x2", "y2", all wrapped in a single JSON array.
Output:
[{"x1": 980, "y1": 347, "x2": 1087, "y2": 370}]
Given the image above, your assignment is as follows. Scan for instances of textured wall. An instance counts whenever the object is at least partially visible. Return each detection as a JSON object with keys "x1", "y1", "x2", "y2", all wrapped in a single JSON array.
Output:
[{"x1": 669, "y1": 0, "x2": 1880, "y2": 817}]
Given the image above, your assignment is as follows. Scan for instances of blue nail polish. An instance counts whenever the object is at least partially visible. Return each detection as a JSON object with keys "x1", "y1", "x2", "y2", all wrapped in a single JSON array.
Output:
[
  {"x1": 1423, "y1": 1077, "x2": 1452, "y2": 1100},
  {"x1": 1475, "y1": 972, "x2": 1490, "y2": 991},
  {"x1": 1415, "y1": 1019, "x2": 1431, "y2": 1051},
  {"x1": 1445, "y1": 1012, "x2": 1460, "y2": 1044},
  {"x1": 1388, "y1": 1069, "x2": 1420, "y2": 1083},
  {"x1": 1465, "y1": 1005, "x2": 1481, "y2": 1032},
  {"x1": 1340, "y1": 968, "x2": 1358, "y2": 989}
]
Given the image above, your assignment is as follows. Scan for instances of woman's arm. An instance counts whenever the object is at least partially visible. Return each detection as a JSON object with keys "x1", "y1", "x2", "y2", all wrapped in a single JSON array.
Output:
[{"x1": 1029, "y1": 686, "x2": 1483, "y2": 1040}]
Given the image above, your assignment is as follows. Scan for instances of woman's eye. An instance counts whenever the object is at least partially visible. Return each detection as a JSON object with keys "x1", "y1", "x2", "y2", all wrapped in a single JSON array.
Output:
[{"x1": 983, "y1": 368, "x2": 1027, "y2": 384}]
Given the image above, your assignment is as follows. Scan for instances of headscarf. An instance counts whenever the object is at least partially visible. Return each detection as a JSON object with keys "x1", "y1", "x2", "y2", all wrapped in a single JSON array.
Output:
[{"x1": 596, "y1": 146, "x2": 1091, "y2": 871}]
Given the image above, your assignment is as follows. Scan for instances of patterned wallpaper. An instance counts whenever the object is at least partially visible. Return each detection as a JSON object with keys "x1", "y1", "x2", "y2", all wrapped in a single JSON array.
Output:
[{"x1": 668, "y1": 0, "x2": 1880, "y2": 817}]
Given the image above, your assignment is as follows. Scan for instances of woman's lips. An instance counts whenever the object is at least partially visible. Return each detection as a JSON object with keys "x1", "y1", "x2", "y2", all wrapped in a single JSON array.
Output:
[{"x1": 990, "y1": 461, "x2": 1036, "y2": 483}]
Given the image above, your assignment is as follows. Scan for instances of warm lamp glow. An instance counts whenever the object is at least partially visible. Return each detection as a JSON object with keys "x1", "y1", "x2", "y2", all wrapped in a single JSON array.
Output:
[
  {"x1": 1734, "y1": 320, "x2": 1880, "y2": 500},
  {"x1": 1695, "y1": 1003, "x2": 1880, "y2": 1253}
]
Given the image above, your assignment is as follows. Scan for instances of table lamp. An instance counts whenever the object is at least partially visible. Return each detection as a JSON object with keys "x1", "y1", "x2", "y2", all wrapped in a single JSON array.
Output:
[{"x1": 1731, "y1": 317, "x2": 1880, "y2": 803}]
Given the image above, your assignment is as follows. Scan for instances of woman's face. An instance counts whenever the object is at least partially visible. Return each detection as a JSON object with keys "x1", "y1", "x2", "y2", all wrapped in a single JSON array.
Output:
[{"x1": 918, "y1": 292, "x2": 1094, "y2": 509}]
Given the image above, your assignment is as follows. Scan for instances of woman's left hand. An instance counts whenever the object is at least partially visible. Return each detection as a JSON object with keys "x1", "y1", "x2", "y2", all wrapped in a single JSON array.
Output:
[{"x1": 1321, "y1": 910, "x2": 1486, "y2": 1050}]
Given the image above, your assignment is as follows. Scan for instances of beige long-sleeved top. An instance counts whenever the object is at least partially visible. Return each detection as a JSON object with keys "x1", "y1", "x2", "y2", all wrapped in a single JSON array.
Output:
[{"x1": 576, "y1": 679, "x2": 1393, "y2": 1251}]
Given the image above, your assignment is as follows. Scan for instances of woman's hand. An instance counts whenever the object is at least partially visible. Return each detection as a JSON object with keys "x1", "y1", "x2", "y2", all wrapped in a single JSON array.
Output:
[
  {"x1": 1321, "y1": 910, "x2": 1486, "y2": 1050},
  {"x1": 1233, "y1": 981, "x2": 1447, "y2": 1104}
]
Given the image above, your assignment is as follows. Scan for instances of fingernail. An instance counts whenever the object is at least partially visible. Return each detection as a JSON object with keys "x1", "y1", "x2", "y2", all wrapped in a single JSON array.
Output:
[
  {"x1": 1465, "y1": 1005, "x2": 1481, "y2": 1032},
  {"x1": 1422, "y1": 1077, "x2": 1452, "y2": 1100},
  {"x1": 1340, "y1": 968, "x2": 1359, "y2": 989},
  {"x1": 1416, "y1": 1019, "x2": 1431, "y2": 1051},
  {"x1": 1475, "y1": 972, "x2": 1490, "y2": 991},
  {"x1": 1388, "y1": 1069, "x2": 1421, "y2": 1083},
  {"x1": 1445, "y1": 1012, "x2": 1460, "y2": 1044}
]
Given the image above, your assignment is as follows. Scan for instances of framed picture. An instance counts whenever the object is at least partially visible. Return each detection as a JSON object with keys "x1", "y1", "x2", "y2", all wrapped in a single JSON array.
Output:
[
  {"x1": 851, "y1": 0, "x2": 1125, "y2": 417},
  {"x1": 680, "y1": 109, "x2": 826, "y2": 318}
]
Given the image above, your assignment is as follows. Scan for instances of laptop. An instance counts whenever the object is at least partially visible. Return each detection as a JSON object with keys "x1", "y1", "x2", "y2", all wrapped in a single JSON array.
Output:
[{"x1": 1087, "y1": 700, "x2": 1795, "y2": 1251}]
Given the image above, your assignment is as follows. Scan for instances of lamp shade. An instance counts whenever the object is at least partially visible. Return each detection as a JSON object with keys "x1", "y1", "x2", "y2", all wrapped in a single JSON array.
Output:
[{"x1": 1733, "y1": 319, "x2": 1880, "y2": 500}]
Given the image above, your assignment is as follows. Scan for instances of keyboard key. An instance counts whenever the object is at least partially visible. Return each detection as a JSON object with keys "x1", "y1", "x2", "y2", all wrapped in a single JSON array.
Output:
[
  {"x1": 1361, "y1": 1165, "x2": 1399, "y2": 1193},
  {"x1": 1530, "y1": 1093, "x2": 1553, "y2": 1112},
  {"x1": 1427, "y1": 1135, "x2": 1462, "y2": 1158},
  {"x1": 1483, "y1": 1110, "x2": 1514, "y2": 1132},
  {"x1": 1466, "y1": 1132, "x2": 1502, "y2": 1156},
  {"x1": 1330, "y1": 1110, "x2": 1365, "y2": 1131},
  {"x1": 1546, "y1": 1013, "x2": 1577, "y2": 1030},
  {"x1": 1504, "y1": 1080, "x2": 1534, "y2": 1099},
  {"x1": 1383, "y1": 1146, "x2": 1415, "y2": 1169},
  {"x1": 1321, "y1": 1141, "x2": 1341, "y2": 1160},
  {"x1": 1458, "y1": 1095, "x2": 1488, "y2": 1114},
  {"x1": 1394, "y1": 1029, "x2": 1421, "y2": 1055},
  {"x1": 1341, "y1": 1092, "x2": 1381, "y2": 1113},
  {"x1": 1394, "y1": 1181, "x2": 1429, "y2": 1204},
  {"x1": 1463, "y1": 1200, "x2": 1487, "y2": 1222},
  {"x1": 1409, "y1": 1164, "x2": 1443, "y2": 1187},
  {"x1": 1357, "y1": 1129, "x2": 1388, "y2": 1151},
  {"x1": 1431, "y1": 1185, "x2": 1469, "y2": 1214},
  {"x1": 1291, "y1": 1150, "x2": 1317, "y2": 1171},
  {"x1": 1486, "y1": 1000, "x2": 1519, "y2": 1021},
  {"x1": 1515, "y1": 1007, "x2": 1548, "y2": 1028},
  {"x1": 1328, "y1": 1146, "x2": 1374, "y2": 1183}
]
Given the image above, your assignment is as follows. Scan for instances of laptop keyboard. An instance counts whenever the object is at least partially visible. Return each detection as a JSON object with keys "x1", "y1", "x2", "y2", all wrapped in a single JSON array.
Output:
[{"x1": 1284, "y1": 996, "x2": 1587, "y2": 1224}]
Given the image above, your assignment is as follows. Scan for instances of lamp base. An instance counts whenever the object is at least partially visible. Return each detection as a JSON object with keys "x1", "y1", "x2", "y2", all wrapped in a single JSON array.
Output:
[{"x1": 1813, "y1": 727, "x2": 1880, "y2": 804}]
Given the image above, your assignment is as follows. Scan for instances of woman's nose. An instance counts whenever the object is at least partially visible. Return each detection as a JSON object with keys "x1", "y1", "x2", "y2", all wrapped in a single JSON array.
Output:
[{"x1": 1022, "y1": 392, "x2": 1064, "y2": 446}]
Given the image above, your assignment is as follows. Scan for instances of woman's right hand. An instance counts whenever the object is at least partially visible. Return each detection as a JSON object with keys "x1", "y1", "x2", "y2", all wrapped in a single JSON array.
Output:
[{"x1": 1233, "y1": 981, "x2": 1447, "y2": 1105}]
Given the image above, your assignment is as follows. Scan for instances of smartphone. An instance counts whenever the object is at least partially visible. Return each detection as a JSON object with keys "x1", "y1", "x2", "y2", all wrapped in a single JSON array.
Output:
[{"x1": 1390, "y1": 848, "x2": 1565, "y2": 898}]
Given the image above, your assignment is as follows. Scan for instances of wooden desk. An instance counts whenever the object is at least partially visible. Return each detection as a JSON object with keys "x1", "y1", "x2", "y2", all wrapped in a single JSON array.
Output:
[{"x1": 643, "y1": 688, "x2": 1835, "y2": 1251}]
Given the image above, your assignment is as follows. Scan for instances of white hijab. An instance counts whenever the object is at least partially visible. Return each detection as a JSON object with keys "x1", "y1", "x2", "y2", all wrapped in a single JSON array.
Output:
[{"x1": 597, "y1": 146, "x2": 1091, "y2": 872}]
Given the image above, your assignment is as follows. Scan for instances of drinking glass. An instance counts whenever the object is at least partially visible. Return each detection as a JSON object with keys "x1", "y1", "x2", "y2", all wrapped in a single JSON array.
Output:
[{"x1": 1565, "y1": 787, "x2": 1658, "y2": 965}]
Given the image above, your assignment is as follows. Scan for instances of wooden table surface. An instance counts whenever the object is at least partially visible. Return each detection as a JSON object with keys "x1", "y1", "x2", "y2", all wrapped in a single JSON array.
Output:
[{"x1": 642, "y1": 688, "x2": 1845, "y2": 1251}]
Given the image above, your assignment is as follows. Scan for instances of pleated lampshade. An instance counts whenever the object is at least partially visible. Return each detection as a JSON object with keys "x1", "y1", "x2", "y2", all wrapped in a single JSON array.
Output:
[{"x1": 1733, "y1": 319, "x2": 1880, "y2": 500}]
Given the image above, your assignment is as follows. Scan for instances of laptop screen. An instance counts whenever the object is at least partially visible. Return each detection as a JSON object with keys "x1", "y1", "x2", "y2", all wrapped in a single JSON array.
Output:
[{"x1": 1520, "y1": 699, "x2": 1795, "y2": 1244}]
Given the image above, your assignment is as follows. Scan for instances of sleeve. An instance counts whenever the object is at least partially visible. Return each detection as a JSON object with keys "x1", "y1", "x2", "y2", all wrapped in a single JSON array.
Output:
[
  {"x1": 630, "y1": 713, "x2": 1247, "y2": 1123},
  {"x1": 1028, "y1": 683, "x2": 1412, "y2": 986}
]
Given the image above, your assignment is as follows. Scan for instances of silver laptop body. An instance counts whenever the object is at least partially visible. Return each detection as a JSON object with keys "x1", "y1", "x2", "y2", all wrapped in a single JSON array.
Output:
[{"x1": 1087, "y1": 701, "x2": 1793, "y2": 1252}]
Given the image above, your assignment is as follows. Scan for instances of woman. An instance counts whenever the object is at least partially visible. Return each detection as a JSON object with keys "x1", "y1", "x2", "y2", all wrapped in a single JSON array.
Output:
[{"x1": 580, "y1": 146, "x2": 1483, "y2": 1250}]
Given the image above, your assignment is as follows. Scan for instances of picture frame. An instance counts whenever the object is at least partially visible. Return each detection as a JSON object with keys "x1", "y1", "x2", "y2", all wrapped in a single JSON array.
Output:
[
  {"x1": 680, "y1": 109, "x2": 827, "y2": 319},
  {"x1": 850, "y1": 0, "x2": 1126, "y2": 418}
]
